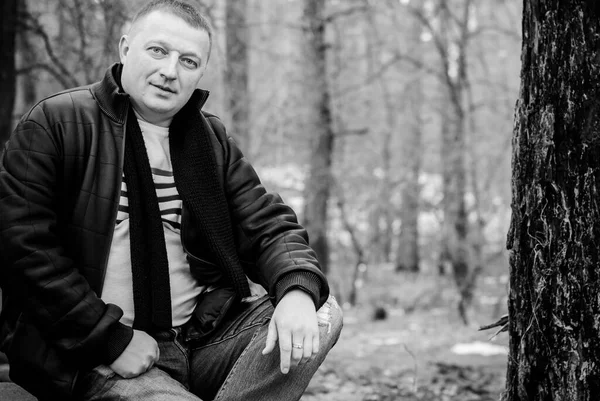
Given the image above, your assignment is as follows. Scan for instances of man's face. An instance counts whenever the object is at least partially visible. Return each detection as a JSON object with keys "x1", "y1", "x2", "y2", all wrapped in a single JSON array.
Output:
[{"x1": 119, "y1": 10, "x2": 210, "y2": 126}]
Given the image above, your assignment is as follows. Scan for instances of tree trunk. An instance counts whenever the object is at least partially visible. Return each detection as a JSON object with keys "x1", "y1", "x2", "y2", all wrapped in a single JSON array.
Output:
[
  {"x1": 396, "y1": 6, "x2": 424, "y2": 273},
  {"x1": 17, "y1": 0, "x2": 37, "y2": 111},
  {"x1": 0, "y1": 0, "x2": 18, "y2": 147},
  {"x1": 97, "y1": 0, "x2": 127, "y2": 80},
  {"x1": 437, "y1": 0, "x2": 472, "y2": 323},
  {"x1": 396, "y1": 77, "x2": 423, "y2": 273},
  {"x1": 302, "y1": 0, "x2": 334, "y2": 275},
  {"x1": 225, "y1": 0, "x2": 250, "y2": 153},
  {"x1": 506, "y1": 1, "x2": 600, "y2": 399},
  {"x1": 337, "y1": 196, "x2": 366, "y2": 307},
  {"x1": 438, "y1": 1, "x2": 454, "y2": 277},
  {"x1": 439, "y1": 105, "x2": 453, "y2": 276}
]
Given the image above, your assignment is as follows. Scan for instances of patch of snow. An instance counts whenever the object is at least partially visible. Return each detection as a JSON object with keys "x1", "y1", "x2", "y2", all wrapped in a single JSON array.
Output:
[
  {"x1": 369, "y1": 337, "x2": 403, "y2": 346},
  {"x1": 451, "y1": 341, "x2": 508, "y2": 356}
]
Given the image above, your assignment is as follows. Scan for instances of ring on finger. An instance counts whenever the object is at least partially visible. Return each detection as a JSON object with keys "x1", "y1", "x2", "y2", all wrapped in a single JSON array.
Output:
[{"x1": 292, "y1": 343, "x2": 303, "y2": 349}]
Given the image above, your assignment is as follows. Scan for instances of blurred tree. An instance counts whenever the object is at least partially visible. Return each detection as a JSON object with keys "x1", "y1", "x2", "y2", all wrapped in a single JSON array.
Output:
[
  {"x1": 394, "y1": 2, "x2": 424, "y2": 273},
  {"x1": 363, "y1": 0, "x2": 397, "y2": 265},
  {"x1": 437, "y1": 2, "x2": 453, "y2": 277},
  {"x1": 225, "y1": 0, "x2": 250, "y2": 152},
  {"x1": 439, "y1": 0, "x2": 472, "y2": 323},
  {"x1": 302, "y1": 0, "x2": 334, "y2": 275},
  {"x1": 0, "y1": 0, "x2": 18, "y2": 147},
  {"x1": 16, "y1": 0, "x2": 38, "y2": 109},
  {"x1": 16, "y1": 0, "x2": 128, "y2": 94},
  {"x1": 408, "y1": 0, "x2": 473, "y2": 322},
  {"x1": 506, "y1": 1, "x2": 600, "y2": 398}
]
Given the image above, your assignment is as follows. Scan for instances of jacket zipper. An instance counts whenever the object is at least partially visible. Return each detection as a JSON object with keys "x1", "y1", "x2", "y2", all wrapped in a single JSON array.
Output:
[{"x1": 98, "y1": 107, "x2": 129, "y2": 296}]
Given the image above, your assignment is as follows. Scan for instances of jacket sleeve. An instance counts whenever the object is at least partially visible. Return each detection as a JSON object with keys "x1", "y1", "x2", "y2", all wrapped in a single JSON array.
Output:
[
  {"x1": 0, "y1": 105, "x2": 132, "y2": 368},
  {"x1": 207, "y1": 115, "x2": 330, "y2": 309}
]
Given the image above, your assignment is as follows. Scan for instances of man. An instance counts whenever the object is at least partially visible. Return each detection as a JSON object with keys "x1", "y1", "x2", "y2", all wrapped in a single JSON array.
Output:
[{"x1": 0, "y1": 1, "x2": 342, "y2": 400}]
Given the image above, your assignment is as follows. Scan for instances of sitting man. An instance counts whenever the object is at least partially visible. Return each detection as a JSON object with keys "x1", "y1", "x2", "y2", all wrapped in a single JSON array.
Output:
[{"x1": 0, "y1": 1, "x2": 342, "y2": 400}]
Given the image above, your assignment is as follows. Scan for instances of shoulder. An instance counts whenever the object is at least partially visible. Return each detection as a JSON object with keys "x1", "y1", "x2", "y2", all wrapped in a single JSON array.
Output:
[
  {"x1": 200, "y1": 110, "x2": 231, "y2": 150},
  {"x1": 200, "y1": 111, "x2": 245, "y2": 150},
  {"x1": 20, "y1": 85, "x2": 96, "y2": 128},
  {"x1": 201, "y1": 111, "x2": 225, "y2": 134}
]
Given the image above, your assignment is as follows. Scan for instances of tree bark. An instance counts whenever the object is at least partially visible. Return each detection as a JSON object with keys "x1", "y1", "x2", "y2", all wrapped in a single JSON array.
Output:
[
  {"x1": 437, "y1": 1, "x2": 454, "y2": 277},
  {"x1": 396, "y1": 4, "x2": 424, "y2": 273},
  {"x1": 17, "y1": 0, "x2": 37, "y2": 111},
  {"x1": 225, "y1": 0, "x2": 250, "y2": 153},
  {"x1": 302, "y1": 0, "x2": 334, "y2": 275},
  {"x1": 396, "y1": 77, "x2": 423, "y2": 273},
  {"x1": 0, "y1": 0, "x2": 18, "y2": 148},
  {"x1": 506, "y1": 1, "x2": 600, "y2": 399},
  {"x1": 362, "y1": 3, "x2": 396, "y2": 264},
  {"x1": 437, "y1": 0, "x2": 472, "y2": 323}
]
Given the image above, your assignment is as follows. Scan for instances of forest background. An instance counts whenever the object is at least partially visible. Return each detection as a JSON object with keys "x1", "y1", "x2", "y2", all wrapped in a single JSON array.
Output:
[{"x1": 0, "y1": 0, "x2": 523, "y2": 400}]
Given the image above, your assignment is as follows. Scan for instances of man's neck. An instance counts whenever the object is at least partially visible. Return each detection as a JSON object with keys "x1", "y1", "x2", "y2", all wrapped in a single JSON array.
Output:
[{"x1": 132, "y1": 107, "x2": 173, "y2": 128}]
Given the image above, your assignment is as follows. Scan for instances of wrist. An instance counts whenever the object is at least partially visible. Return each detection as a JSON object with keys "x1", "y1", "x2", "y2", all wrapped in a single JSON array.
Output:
[{"x1": 275, "y1": 271, "x2": 321, "y2": 308}]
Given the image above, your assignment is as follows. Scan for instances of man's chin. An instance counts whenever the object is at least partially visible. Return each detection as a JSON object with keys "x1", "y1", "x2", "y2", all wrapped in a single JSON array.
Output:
[{"x1": 144, "y1": 101, "x2": 179, "y2": 115}]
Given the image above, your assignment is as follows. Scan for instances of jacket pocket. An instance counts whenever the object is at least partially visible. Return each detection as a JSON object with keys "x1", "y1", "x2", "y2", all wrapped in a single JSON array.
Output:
[{"x1": 186, "y1": 287, "x2": 238, "y2": 345}]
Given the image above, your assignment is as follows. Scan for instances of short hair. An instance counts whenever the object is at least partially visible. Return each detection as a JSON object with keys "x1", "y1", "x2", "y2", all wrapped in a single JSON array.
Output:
[{"x1": 131, "y1": 0, "x2": 214, "y2": 60}]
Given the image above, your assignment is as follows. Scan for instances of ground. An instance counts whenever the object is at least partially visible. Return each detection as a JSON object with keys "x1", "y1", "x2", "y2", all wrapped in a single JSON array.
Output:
[{"x1": 301, "y1": 265, "x2": 510, "y2": 401}]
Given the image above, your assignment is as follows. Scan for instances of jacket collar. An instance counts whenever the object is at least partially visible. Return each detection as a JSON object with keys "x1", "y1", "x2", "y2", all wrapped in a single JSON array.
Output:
[{"x1": 91, "y1": 63, "x2": 210, "y2": 124}]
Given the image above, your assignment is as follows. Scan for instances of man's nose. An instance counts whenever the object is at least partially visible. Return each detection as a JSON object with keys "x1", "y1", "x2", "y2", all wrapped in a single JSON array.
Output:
[{"x1": 160, "y1": 55, "x2": 178, "y2": 80}]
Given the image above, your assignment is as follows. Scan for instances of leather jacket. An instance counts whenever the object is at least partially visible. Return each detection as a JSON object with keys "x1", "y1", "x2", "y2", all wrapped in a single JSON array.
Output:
[{"x1": 0, "y1": 64, "x2": 328, "y2": 399}]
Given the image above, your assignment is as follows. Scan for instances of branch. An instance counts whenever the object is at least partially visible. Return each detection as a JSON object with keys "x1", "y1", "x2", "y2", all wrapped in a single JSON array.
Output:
[
  {"x1": 335, "y1": 191, "x2": 366, "y2": 263},
  {"x1": 18, "y1": 13, "x2": 80, "y2": 88},
  {"x1": 335, "y1": 128, "x2": 368, "y2": 137},
  {"x1": 469, "y1": 24, "x2": 522, "y2": 42},
  {"x1": 324, "y1": 6, "x2": 369, "y2": 23},
  {"x1": 16, "y1": 63, "x2": 75, "y2": 89},
  {"x1": 332, "y1": 0, "x2": 444, "y2": 98},
  {"x1": 72, "y1": 0, "x2": 94, "y2": 83},
  {"x1": 337, "y1": 51, "x2": 440, "y2": 97}
]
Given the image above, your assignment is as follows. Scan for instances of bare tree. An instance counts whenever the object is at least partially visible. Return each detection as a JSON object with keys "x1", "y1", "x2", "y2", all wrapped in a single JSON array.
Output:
[
  {"x1": 16, "y1": 0, "x2": 128, "y2": 92},
  {"x1": 0, "y1": 0, "x2": 18, "y2": 147},
  {"x1": 443, "y1": 0, "x2": 472, "y2": 323},
  {"x1": 394, "y1": 3, "x2": 424, "y2": 273},
  {"x1": 506, "y1": 1, "x2": 600, "y2": 398},
  {"x1": 408, "y1": 0, "x2": 473, "y2": 322},
  {"x1": 362, "y1": 1, "x2": 397, "y2": 265},
  {"x1": 225, "y1": 0, "x2": 250, "y2": 152},
  {"x1": 336, "y1": 188, "x2": 367, "y2": 307},
  {"x1": 17, "y1": 0, "x2": 38, "y2": 110},
  {"x1": 302, "y1": 0, "x2": 335, "y2": 275}
]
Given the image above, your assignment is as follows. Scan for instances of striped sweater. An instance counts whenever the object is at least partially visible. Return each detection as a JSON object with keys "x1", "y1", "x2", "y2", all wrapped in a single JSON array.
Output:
[{"x1": 101, "y1": 118, "x2": 205, "y2": 327}]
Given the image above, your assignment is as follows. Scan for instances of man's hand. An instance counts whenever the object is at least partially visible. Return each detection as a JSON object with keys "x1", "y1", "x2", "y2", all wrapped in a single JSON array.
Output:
[
  {"x1": 262, "y1": 289, "x2": 319, "y2": 374},
  {"x1": 109, "y1": 329, "x2": 160, "y2": 378}
]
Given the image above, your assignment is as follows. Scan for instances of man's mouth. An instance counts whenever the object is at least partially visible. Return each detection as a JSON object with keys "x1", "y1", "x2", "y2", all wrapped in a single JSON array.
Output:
[{"x1": 152, "y1": 84, "x2": 176, "y2": 94}]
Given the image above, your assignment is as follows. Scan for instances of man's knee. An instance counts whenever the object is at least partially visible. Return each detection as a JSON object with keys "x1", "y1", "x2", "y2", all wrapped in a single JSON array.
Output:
[{"x1": 317, "y1": 295, "x2": 343, "y2": 349}]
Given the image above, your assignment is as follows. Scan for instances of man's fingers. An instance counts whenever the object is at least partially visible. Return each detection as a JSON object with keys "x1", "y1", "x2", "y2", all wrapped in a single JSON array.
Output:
[
  {"x1": 309, "y1": 333, "x2": 320, "y2": 362},
  {"x1": 262, "y1": 319, "x2": 278, "y2": 355},
  {"x1": 299, "y1": 335, "x2": 313, "y2": 364},
  {"x1": 279, "y1": 331, "x2": 292, "y2": 374},
  {"x1": 291, "y1": 334, "x2": 304, "y2": 366}
]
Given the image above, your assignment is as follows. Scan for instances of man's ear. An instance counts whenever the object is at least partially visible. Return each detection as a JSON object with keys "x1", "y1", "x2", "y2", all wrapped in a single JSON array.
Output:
[{"x1": 118, "y1": 35, "x2": 130, "y2": 63}]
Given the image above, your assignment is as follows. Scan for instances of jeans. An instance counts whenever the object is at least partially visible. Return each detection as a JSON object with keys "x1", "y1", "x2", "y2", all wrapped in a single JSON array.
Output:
[{"x1": 73, "y1": 295, "x2": 342, "y2": 401}]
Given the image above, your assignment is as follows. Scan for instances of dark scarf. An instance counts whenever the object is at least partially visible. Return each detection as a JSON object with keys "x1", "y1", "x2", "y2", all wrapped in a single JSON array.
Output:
[
  {"x1": 123, "y1": 107, "x2": 172, "y2": 330},
  {"x1": 124, "y1": 98, "x2": 251, "y2": 331}
]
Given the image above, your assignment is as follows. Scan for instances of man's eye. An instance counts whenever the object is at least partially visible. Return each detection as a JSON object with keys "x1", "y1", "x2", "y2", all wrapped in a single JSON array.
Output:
[
  {"x1": 182, "y1": 58, "x2": 198, "y2": 68},
  {"x1": 150, "y1": 47, "x2": 166, "y2": 55}
]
